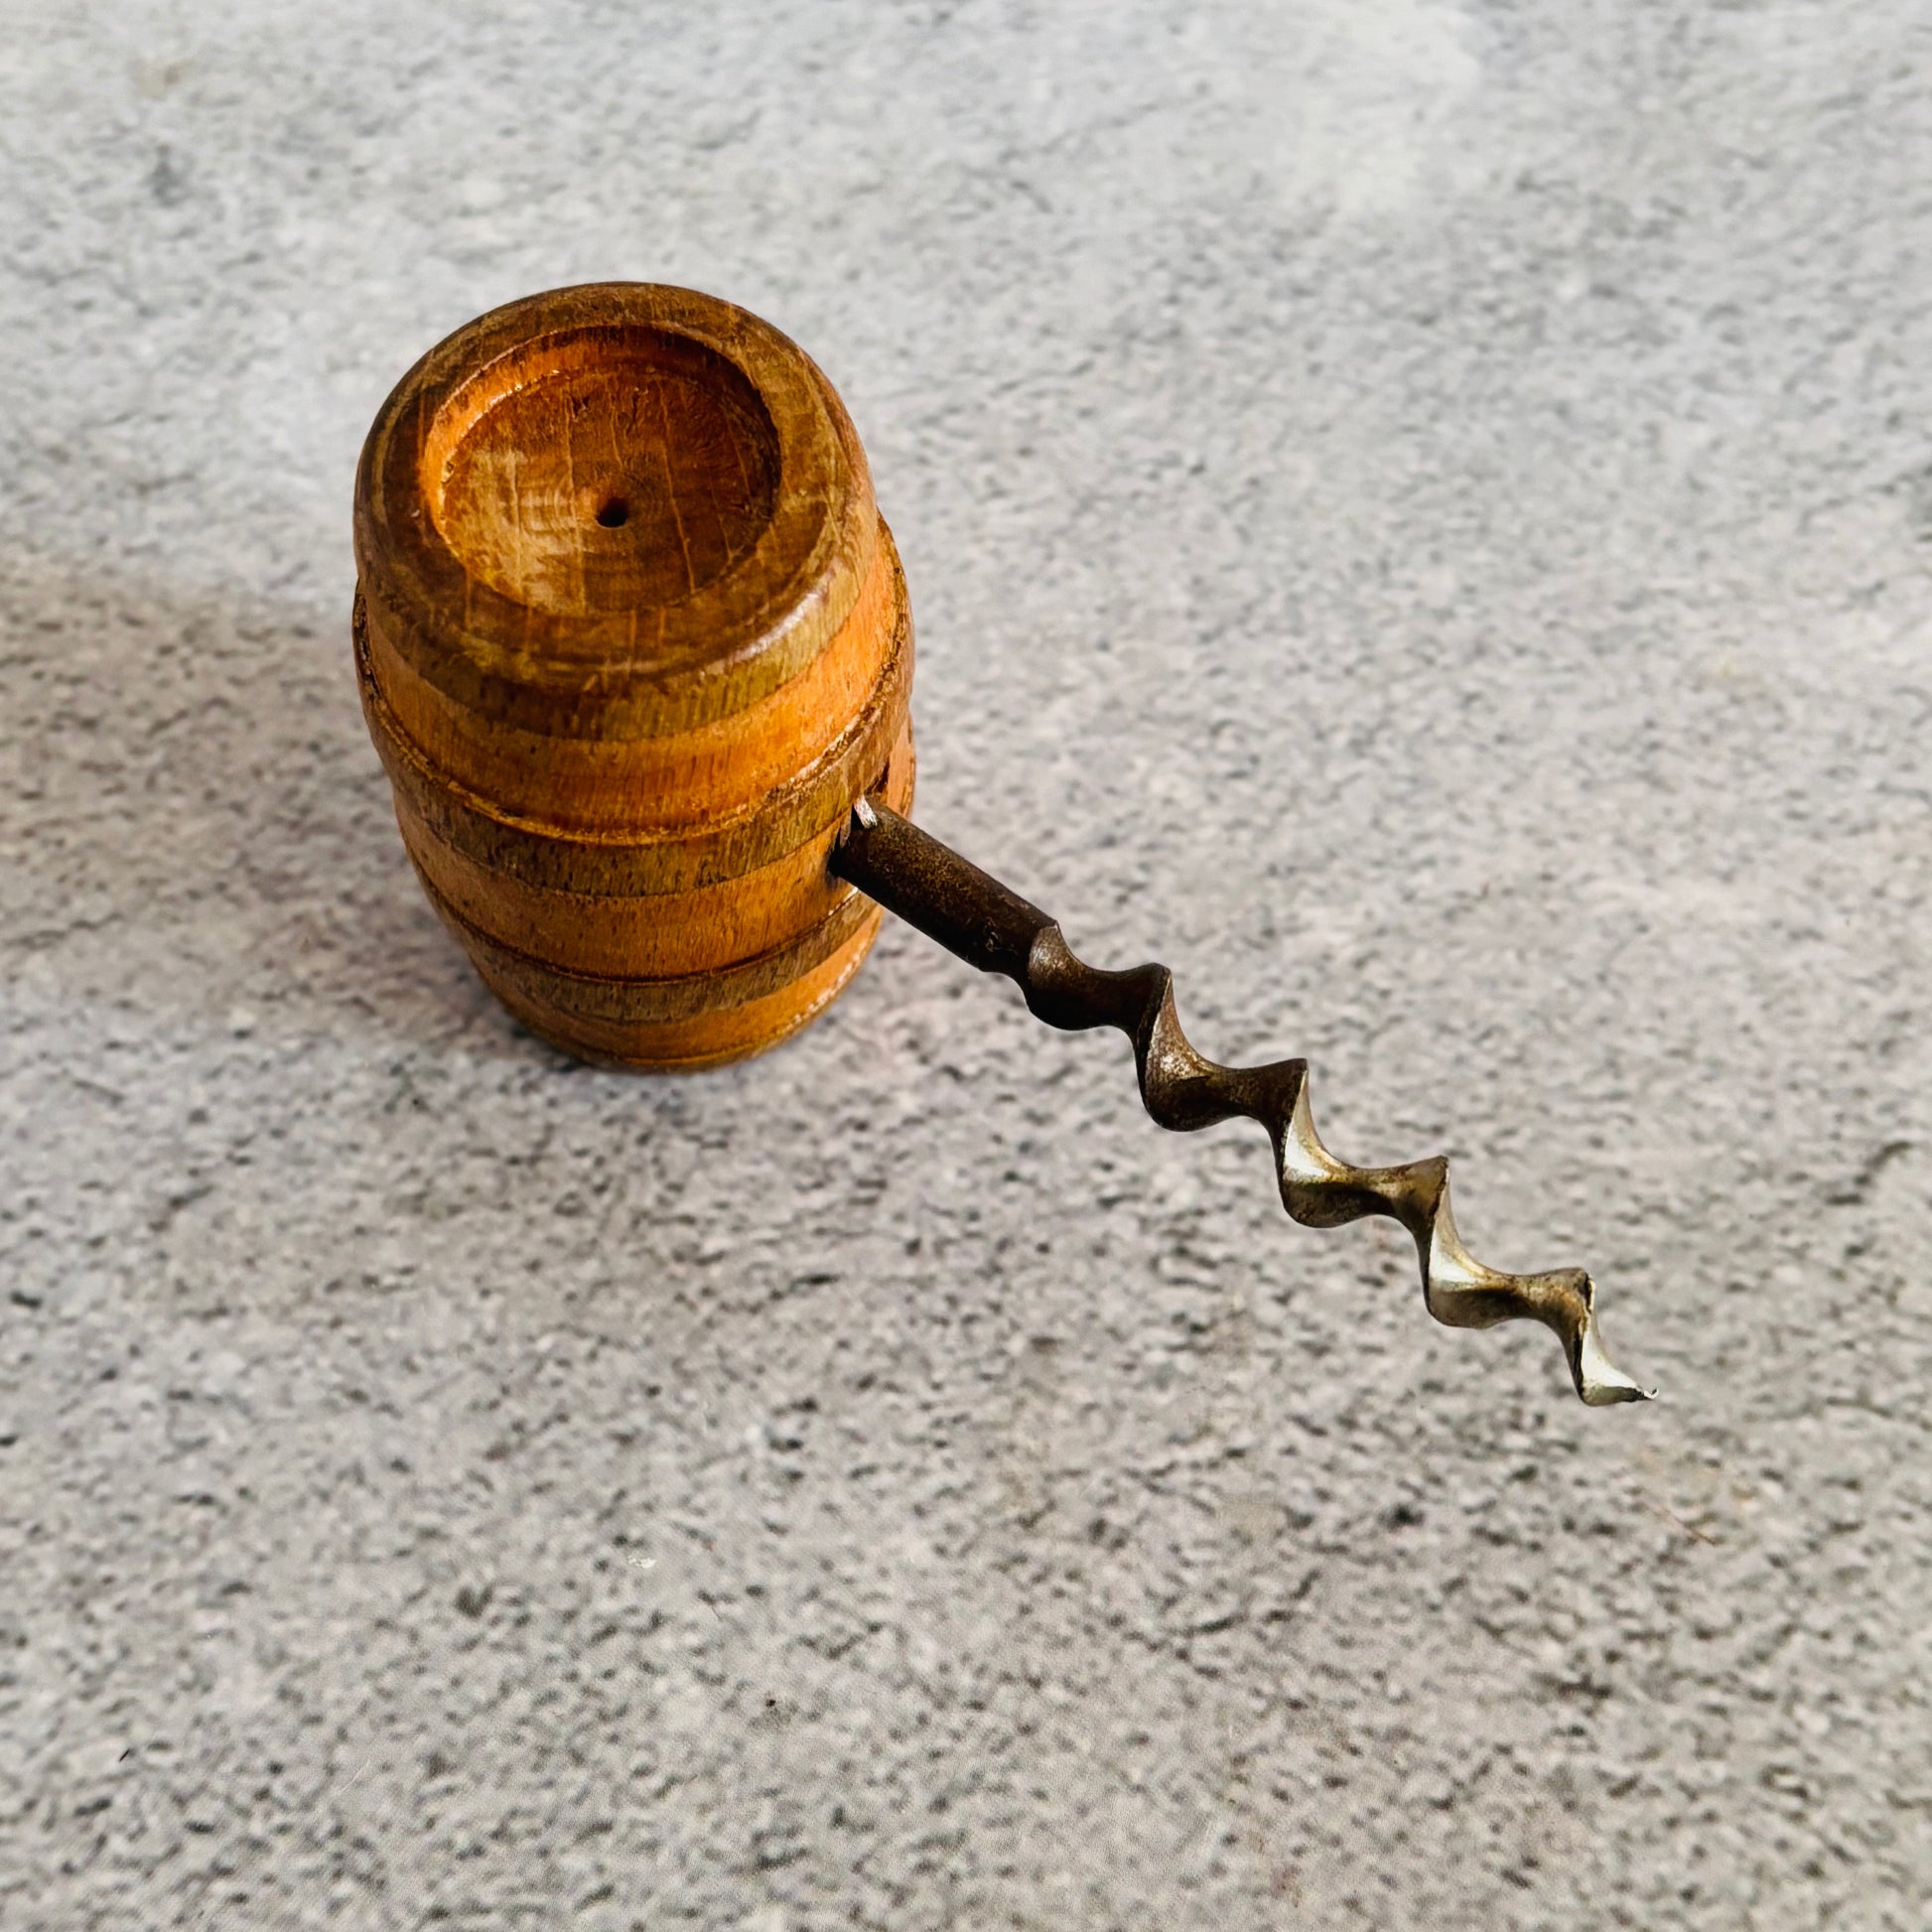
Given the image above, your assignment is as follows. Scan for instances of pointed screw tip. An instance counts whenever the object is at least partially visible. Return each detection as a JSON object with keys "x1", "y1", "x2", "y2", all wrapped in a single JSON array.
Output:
[
  {"x1": 1582, "y1": 1376, "x2": 1659, "y2": 1407},
  {"x1": 1576, "y1": 1321, "x2": 1656, "y2": 1406}
]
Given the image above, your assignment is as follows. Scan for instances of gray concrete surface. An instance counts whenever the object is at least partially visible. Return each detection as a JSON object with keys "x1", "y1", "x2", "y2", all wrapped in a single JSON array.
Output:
[{"x1": 3, "y1": 3, "x2": 1929, "y2": 1926}]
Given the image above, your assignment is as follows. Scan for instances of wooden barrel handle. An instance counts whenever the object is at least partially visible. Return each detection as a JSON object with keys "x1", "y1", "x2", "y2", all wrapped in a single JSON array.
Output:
[{"x1": 353, "y1": 283, "x2": 913, "y2": 1069}]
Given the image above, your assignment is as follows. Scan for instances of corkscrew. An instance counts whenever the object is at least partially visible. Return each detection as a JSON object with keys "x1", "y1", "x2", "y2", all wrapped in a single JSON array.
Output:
[{"x1": 352, "y1": 282, "x2": 1651, "y2": 1407}]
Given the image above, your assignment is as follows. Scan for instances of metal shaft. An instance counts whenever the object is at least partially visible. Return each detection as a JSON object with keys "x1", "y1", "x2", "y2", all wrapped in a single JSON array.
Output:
[{"x1": 833, "y1": 797, "x2": 1651, "y2": 1407}]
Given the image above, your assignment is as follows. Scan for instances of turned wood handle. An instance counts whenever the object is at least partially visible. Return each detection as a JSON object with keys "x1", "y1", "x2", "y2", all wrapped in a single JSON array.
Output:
[{"x1": 352, "y1": 283, "x2": 913, "y2": 1070}]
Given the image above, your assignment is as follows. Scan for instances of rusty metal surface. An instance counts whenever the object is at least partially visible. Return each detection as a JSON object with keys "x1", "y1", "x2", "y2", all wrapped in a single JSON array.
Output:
[{"x1": 835, "y1": 797, "x2": 1651, "y2": 1408}]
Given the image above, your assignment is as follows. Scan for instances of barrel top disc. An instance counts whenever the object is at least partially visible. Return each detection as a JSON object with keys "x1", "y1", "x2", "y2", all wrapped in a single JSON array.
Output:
[{"x1": 354, "y1": 282, "x2": 877, "y2": 739}]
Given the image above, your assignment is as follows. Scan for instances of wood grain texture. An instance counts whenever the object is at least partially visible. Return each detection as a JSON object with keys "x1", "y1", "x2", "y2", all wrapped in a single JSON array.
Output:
[{"x1": 352, "y1": 283, "x2": 913, "y2": 1067}]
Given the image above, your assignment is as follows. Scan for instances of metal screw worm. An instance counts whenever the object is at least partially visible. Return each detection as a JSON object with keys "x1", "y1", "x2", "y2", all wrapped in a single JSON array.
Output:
[{"x1": 834, "y1": 796, "x2": 1653, "y2": 1407}]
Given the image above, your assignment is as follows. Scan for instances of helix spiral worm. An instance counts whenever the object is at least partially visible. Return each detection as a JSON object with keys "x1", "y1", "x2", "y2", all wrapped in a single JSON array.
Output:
[{"x1": 835, "y1": 798, "x2": 1652, "y2": 1408}]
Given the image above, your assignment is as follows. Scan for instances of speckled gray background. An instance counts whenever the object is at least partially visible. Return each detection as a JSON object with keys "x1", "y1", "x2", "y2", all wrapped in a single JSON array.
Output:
[{"x1": 3, "y1": 3, "x2": 1929, "y2": 1926}]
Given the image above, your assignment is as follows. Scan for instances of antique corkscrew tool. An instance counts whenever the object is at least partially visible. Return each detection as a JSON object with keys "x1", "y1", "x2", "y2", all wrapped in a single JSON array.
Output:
[{"x1": 352, "y1": 283, "x2": 1651, "y2": 1407}]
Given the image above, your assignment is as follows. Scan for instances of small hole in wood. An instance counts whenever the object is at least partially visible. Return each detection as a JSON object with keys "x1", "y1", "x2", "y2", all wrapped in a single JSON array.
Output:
[{"x1": 595, "y1": 498, "x2": 628, "y2": 528}]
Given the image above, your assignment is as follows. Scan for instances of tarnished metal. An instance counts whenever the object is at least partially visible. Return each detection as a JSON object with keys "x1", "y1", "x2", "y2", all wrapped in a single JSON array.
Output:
[{"x1": 833, "y1": 797, "x2": 1652, "y2": 1407}]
